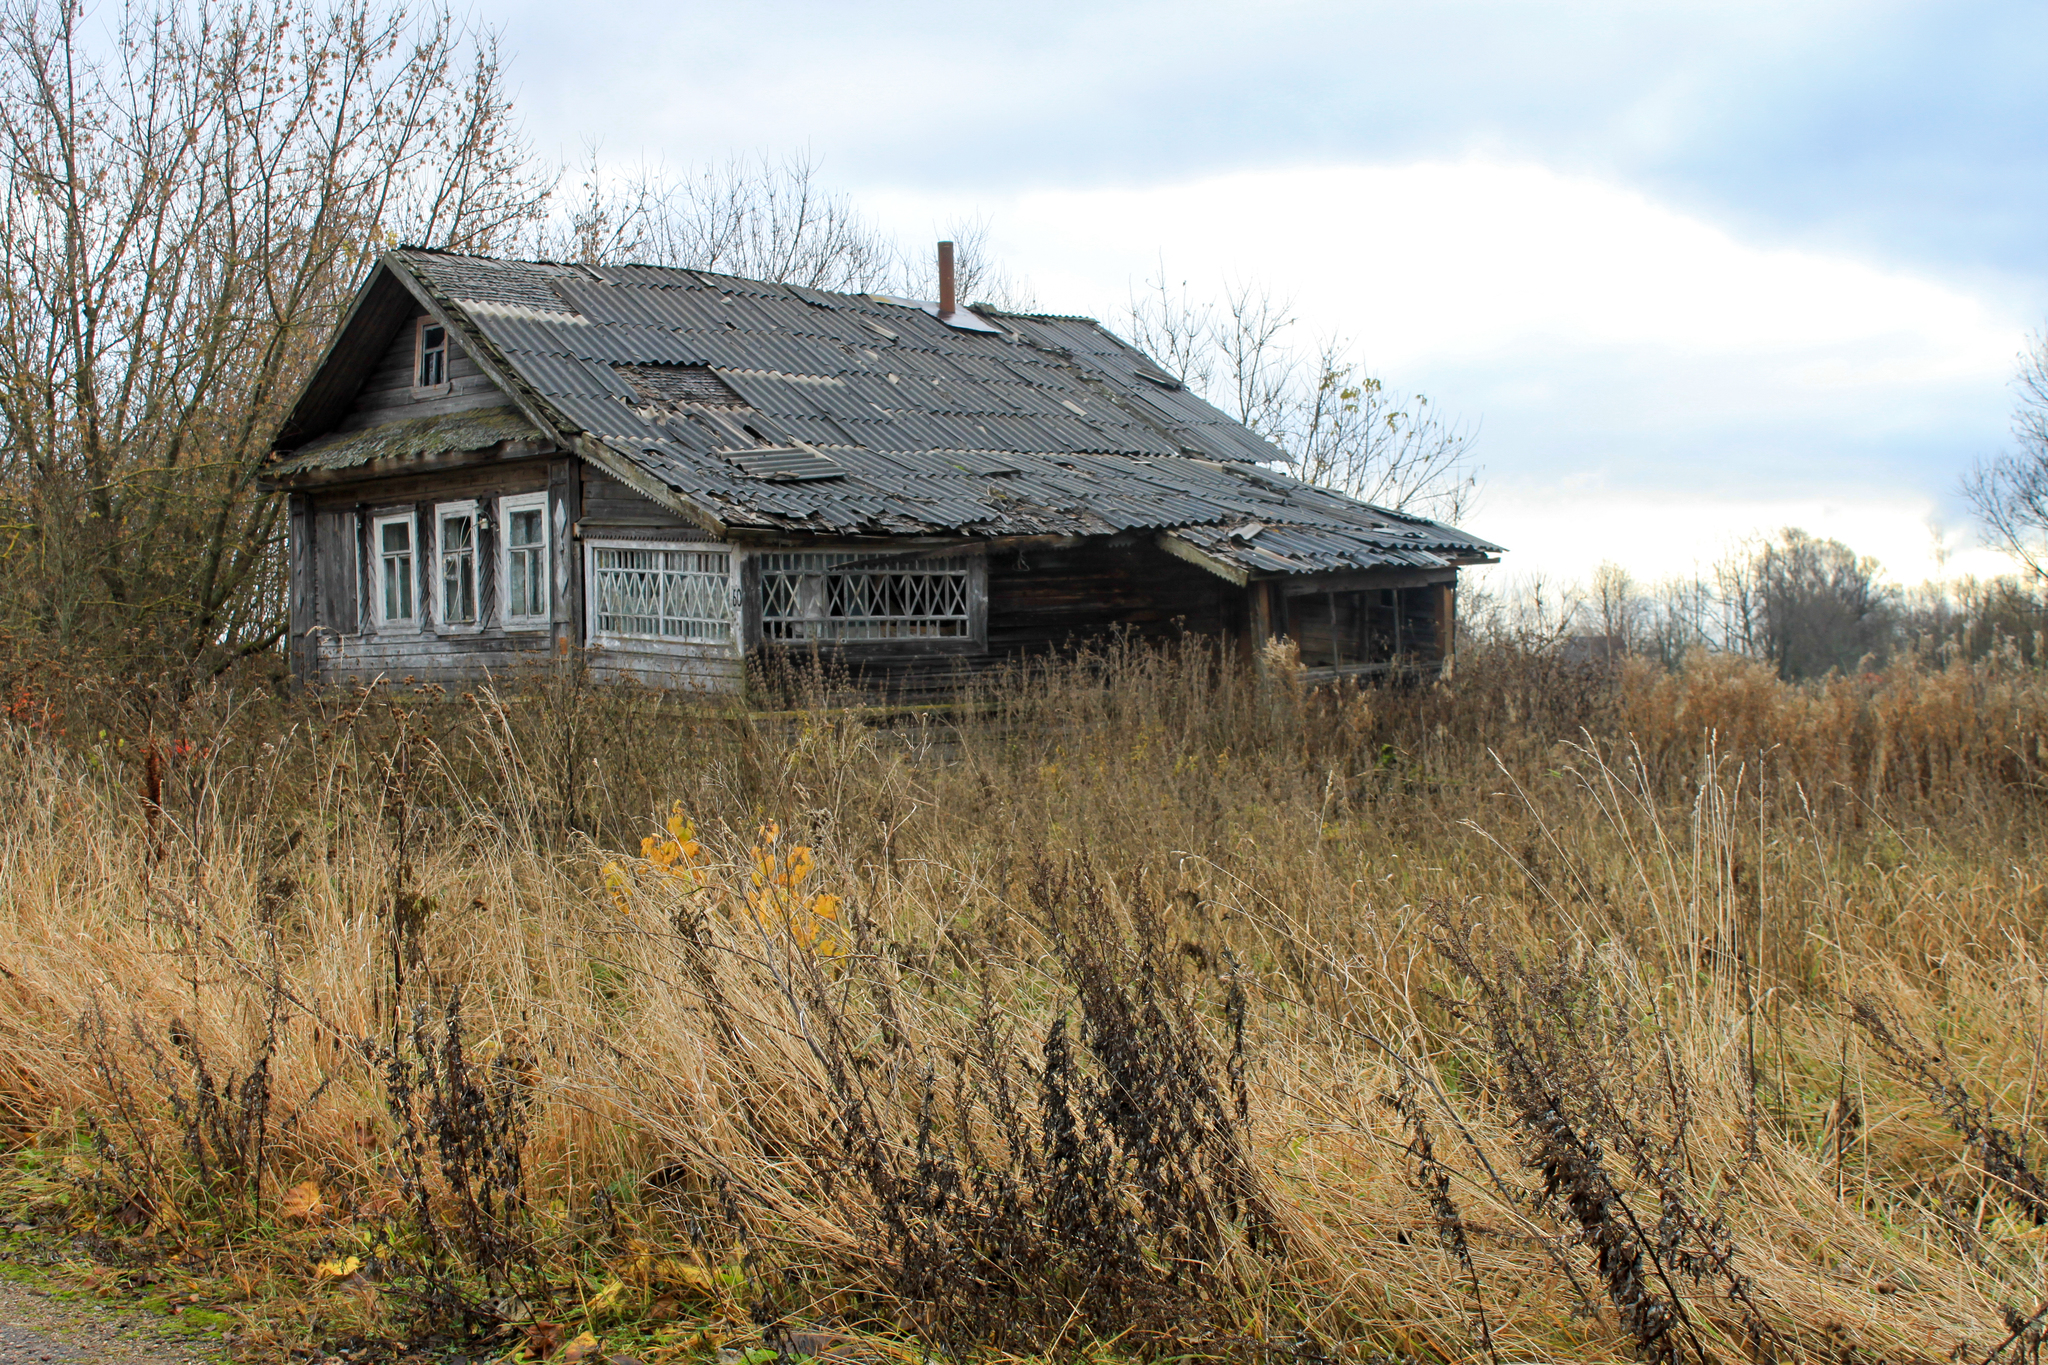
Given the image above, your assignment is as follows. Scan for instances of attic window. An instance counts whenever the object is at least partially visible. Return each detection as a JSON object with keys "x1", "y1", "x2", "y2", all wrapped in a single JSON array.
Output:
[
  {"x1": 620, "y1": 363, "x2": 746, "y2": 409},
  {"x1": 415, "y1": 318, "x2": 447, "y2": 388}
]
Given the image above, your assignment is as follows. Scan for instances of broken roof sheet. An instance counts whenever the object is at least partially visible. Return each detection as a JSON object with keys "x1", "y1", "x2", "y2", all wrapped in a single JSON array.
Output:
[{"x1": 289, "y1": 249, "x2": 1502, "y2": 574}]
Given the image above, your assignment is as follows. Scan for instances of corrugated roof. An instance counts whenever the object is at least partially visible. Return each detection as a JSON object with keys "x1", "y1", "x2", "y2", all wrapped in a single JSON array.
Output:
[{"x1": 313, "y1": 250, "x2": 1503, "y2": 575}]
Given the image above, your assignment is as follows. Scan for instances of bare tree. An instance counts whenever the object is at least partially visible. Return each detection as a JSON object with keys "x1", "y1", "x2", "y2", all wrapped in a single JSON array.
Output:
[
  {"x1": 1458, "y1": 571, "x2": 1585, "y2": 650},
  {"x1": 1121, "y1": 263, "x2": 1477, "y2": 523},
  {"x1": 1967, "y1": 331, "x2": 2048, "y2": 576},
  {"x1": 897, "y1": 214, "x2": 1035, "y2": 312},
  {"x1": 1581, "y1": 562, "x2": 1642, "y2": 652},
  {"x1": 1288, "y1": 342, "x2": 1477, "y2": 524},
  {"x1": 0, "y1": 0, "x2": 548, "y2": 673},
  {"x1": 1639, "y1": 572, "x2": 1719, "y2": 666},
  {"x1": 549, "y1": 156, "x2": 1036, "y2": 312},
  {"x1": 542, "y1": 150, "x2": 899, "y2": 293},
  {"x1": 1122, "y1": 260, "x2": 1216, "y2": 394},
  {"x1": 1750, "y1": 529, "x2": 1895, "y2": 680}
]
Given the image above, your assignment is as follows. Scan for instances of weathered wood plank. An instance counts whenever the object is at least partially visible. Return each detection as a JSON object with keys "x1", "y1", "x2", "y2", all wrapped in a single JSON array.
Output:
[
  {"x1": 1270, "y1": 566, "x2": 1457, "y2": 596},
  {"x1": 335, "y1": 380, "x2": 508, "y2": 431},
  {"x1": 313, "y1": 506, "x2": 358, "y2": 636},
  {"x1": 326, "y1": 310, "x2": 508, "y2": 432},
  {"x1": 588, "y1": 637, "x2": 743, "y2": 691},
  {"x1": 310, "y1": 465, "x2": 547, "y2": 510},
  {"x1": 289, "y1": 494, "x2": 314, "y2": 683},
  {"x1": 579, "y1": 470, "x2": 704, "y2": 532}
]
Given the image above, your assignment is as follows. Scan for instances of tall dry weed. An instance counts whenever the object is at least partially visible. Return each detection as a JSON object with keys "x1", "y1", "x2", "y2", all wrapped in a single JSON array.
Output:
[{"x1": 0, "y1": 643, "x2": 2041, "y2": 1360}]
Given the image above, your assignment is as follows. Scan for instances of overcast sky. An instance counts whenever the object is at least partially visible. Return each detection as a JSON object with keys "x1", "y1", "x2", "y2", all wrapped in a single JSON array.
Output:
[{"x1": 491, "y1": 0, "x2": 2048, "y2": 586}]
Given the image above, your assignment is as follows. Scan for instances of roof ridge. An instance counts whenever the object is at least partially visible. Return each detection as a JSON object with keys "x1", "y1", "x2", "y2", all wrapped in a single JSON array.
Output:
[{"x1": 393, "y1": 247, "x2": 1120, "y2": 328}]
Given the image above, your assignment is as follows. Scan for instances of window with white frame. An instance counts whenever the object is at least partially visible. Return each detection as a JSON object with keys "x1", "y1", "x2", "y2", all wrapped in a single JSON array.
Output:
[
  {"x1": 371, "y1": 512, "x2": 418, "y2": 628},
  {"x1": 499, "y1": 492, "x2": 550, "y2": 627},
  {"x1": 759, "y1": 551, "x2": 973, "y2": 642},
  {"x1": 592, "y1": 546, "x2": 733, "y2": 642},
  {"x1": 436, "y1": 501, "x2": 479, "y2": 629}
]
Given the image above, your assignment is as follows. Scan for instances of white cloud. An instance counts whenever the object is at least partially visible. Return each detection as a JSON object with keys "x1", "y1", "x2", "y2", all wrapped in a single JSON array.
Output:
[
  {"x1": 866, "y1": 159, "x2": 2027, "y2": 585},
  {"x1": 876, "y1": 158, "x2": 2014, "y2": 381},
  {"x1": 1465, "y1": 485, "x2": 2012, "y2": 588}
]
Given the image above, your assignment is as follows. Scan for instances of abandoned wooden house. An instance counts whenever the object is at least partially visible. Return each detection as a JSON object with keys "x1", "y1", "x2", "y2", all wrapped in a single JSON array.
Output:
[{"x1": 264, "y1": 246, "x2": 1502, "y2": 694}]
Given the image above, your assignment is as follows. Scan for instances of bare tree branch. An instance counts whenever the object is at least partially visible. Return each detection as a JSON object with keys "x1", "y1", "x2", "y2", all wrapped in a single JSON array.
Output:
[
  {"x1": 1121, "y1": 267, "x2": 1479, "y2": 522},
  {"x1": 0, "y1": 0, "x2": 551, "y2": 675}
]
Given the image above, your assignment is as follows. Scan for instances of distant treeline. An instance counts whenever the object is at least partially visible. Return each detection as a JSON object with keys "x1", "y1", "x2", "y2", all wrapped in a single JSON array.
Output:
[{"x1": 1468, "y1": 526, "x2": 2048, "y2": 680}]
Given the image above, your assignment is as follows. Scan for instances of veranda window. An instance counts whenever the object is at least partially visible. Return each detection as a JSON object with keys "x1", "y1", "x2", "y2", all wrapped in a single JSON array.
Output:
[
  {"x1": 759, "y1": 551, "x2": 972, "y2": 642},
  {"x1": 593, "y1": 547, "x2": 733, "y2": 641},
  {"x1": 1284, "y1": 584, "x2": 1444, "y2": 668}
]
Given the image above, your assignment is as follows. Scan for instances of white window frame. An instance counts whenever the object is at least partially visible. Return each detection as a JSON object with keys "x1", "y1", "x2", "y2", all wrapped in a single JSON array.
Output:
[
  {"x1": 498, "y1": 491, "x2": 552, "y2": 630},
  {"x1": 369, "y1": 510, "x2": 420, "y2": 632},
  {"x1": 434, "y1": 499, "x2": 481, "y2": 634},
  {"x1": 586, "y1": 540, "x2": 739, "y2": 650},
  {"x1": 755, "y1": 549, "x2": 982, "y2": 647},
  {"x1": 412, "y1": 315, "x2": 451, "y2": 396}
]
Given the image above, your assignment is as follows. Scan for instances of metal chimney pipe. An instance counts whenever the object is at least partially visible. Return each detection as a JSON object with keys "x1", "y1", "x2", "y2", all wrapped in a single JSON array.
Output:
[{"x1": 937, "y1": 240, "x2": 956, "y2": 316}]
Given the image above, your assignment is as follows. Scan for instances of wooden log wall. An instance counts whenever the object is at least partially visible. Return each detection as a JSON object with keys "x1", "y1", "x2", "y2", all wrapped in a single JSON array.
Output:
[
  {"x1": 334, "y1": 316, "x2": 507, "y2": 433},
  {"x1": 301, "y1": 461, "x2": 559, "y2": 687},
  {"x1": 291, "y1": 453, "x2": 1453, "y2": 699},
  {"x1": 753, "y1": 537, "x2": 1248, "y2": 702}
]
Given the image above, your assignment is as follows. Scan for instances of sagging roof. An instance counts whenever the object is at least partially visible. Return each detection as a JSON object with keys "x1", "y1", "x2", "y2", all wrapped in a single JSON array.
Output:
[
  {"x1": 271, "y1": 406, "x2": 544, "y2": 477},
  {"x1": 271, "y1": 249, "x2": 1502, "y2": 577}
]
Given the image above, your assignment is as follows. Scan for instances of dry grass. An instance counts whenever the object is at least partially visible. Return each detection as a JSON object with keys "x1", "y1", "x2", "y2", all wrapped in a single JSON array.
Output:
[{"x1": 2, "y1": 640, "x2": 2047, "y2": 1363}]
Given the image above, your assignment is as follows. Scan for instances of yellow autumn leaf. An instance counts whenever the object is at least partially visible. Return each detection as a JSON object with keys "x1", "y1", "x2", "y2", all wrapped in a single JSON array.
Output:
[
  {"x1": 314, "y1": 1255, "x2": 361, "y2": 1279},
  {"x1": 657, "y1": 1257, "x2": 718, "y2": 1292},
  {"x1": 562, "y1": 1330, "x2": 604, "y2": 1362},
  {"x1": 609, "y1": 1237, "x2": 658, "y2": 1286}
]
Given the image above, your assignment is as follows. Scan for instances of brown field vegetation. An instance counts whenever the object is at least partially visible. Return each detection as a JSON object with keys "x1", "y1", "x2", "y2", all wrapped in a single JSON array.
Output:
[{"x1": 1, "y1": 640, "x2": 2047, "y2": 1364}]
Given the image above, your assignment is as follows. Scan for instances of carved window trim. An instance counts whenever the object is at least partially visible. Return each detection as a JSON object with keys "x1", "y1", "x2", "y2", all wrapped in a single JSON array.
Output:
[
  {"x1": 368, "y1": 510, "x2": 420, "y2": 633},
  {"x1": 498, "y1": 491, "x2": 551, "y2": 630}
]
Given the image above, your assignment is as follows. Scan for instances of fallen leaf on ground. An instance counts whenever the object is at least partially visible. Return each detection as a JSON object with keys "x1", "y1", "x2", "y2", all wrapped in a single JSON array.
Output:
[{"x1": 280, "y1": 1179, "x2": 329, "y2": 1221}]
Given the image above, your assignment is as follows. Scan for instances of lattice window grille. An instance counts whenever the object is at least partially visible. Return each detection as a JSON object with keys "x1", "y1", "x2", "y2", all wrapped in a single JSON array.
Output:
[
  {"x1": 760, "y1": 552, "x2": 970, "y2": 642},
  {"x1": 593, "y1": 548, "x2": 733, "y2": 641}
]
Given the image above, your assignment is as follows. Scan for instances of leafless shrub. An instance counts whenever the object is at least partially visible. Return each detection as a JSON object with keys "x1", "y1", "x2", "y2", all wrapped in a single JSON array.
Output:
[
  {"x1": 796, "y1": 856, "x2": 1278, "y2": 1360},
  {"x1": 72, "y1": 961, "x2": 306, "y2": 1230},
  {"x1": 372, "y1": 988, "x2": 545, "y2": 1333},
  {"x1": 1429, "y1": 909, "x2": 1781, "y2": 1365},
  {"x1": 1382, "y1": 1076, "x2": 1497, "y2": 1363}
]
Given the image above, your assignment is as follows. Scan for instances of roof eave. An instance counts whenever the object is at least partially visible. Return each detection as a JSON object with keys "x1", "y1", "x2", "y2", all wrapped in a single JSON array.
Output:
[{"x1": 1156, "y1": 532, "x2": 1249, "y2": 587}]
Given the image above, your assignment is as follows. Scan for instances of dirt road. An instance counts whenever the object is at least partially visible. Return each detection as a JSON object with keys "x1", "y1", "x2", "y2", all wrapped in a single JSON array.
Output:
[{"x1": 0, "y1": 1274, "x2": 226, "y2": 1364}]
